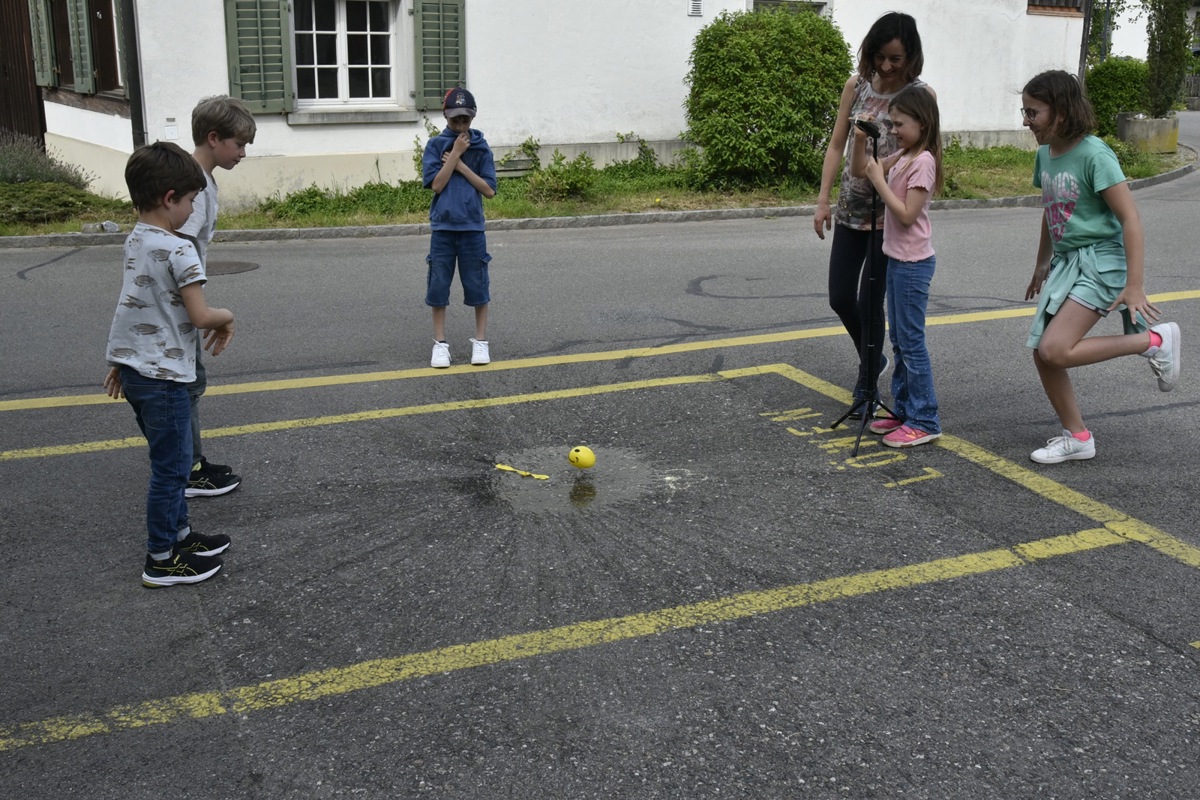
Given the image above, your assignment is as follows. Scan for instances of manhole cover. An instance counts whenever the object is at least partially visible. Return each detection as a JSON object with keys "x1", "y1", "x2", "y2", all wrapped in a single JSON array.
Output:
[{"x1": 206, "y1": 260, "x2": 259, "y2": 275}]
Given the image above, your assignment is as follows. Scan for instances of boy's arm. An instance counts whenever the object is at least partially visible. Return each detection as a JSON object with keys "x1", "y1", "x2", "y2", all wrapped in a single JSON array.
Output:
[
  {"x1": 179, "y1": 283, "x2": 236, "y2": 355},
  {"x1": 431, "y1": 134, "x2": 470, "y2": 194},
  {"x1": 454, "y1": 159, "x2": 496, "y2": 198}
]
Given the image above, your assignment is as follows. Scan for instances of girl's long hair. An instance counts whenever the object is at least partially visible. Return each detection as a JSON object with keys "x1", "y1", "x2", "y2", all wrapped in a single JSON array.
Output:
[
  {"x1": 856, "y1": 12, "x2": 924, "y2": 84},
  {"x1": 890, "y1": 86, "x2": 943, "y2": 195}
]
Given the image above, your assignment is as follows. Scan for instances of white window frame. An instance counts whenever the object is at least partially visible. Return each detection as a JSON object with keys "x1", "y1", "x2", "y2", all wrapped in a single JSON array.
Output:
[{"x1": 291, "y1": 0, "x2": 406, "y2": 110}]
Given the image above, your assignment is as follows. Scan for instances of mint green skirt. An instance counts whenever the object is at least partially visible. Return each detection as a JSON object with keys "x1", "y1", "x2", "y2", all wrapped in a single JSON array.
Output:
[{"x1": 1027, "y1": 236, "x2": 1148, "y2": 349}]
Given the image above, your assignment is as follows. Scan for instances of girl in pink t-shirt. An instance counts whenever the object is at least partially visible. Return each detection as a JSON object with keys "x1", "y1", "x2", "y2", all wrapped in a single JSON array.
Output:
[{"x1": 850, "y1": 86, "x2": 944, "y2": 448}]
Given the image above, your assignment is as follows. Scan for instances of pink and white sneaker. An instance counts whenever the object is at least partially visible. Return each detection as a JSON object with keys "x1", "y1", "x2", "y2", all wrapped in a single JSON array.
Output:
[
  {"x1": 868, "y1": 414, "x2": 904, "y2": 435},
  {"x1": 882, "y1": 425, "x2": 941, "y2": 448}
]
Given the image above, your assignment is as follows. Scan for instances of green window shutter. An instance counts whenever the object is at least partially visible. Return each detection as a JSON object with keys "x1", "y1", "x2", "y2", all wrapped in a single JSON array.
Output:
[
  {"x1": 224, "y1": 0, "x2": 294, "y2": 113},
  {"x1": 413, "y1": 0, "x2": 465, "y2": 111},
  {"x1": 27, "y1": 0, "x2": 56, "y2": 87},
  {"x1": 66, "y1": 0, "x2": 95, "y2": 93}
]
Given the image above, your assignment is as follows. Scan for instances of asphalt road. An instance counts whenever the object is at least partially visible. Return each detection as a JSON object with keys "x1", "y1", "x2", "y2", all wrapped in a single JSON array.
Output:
[{"x1": 1, "y1": 115, "x2": 1199, "y2": 798}]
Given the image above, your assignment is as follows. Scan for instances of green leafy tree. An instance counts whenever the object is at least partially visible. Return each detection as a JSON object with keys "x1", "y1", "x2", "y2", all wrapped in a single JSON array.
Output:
[
  {"x1": 1087, "y1": 0, "x2": 1138, "y2": 67},
  {"x1": 683, "y1": 9, "x2": 851, "y2": 188},
  {"x1": 1144, "y1": 0, "x2": 1192, "y2": 117}
]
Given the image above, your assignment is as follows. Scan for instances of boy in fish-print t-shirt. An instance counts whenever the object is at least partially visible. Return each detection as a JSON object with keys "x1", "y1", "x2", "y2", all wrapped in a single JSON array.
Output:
[{"x1": 103, "y1": 142, "x2": 237, "y2": 588}]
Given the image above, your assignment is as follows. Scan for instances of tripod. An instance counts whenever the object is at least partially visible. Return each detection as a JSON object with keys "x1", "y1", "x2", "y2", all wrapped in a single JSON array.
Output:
[{"x1": 831, "y1": 122, "x2": 895, "y2": 455}]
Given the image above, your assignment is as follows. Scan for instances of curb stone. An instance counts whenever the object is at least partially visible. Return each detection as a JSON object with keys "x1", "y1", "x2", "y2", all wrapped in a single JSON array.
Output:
[{"x1": 1, "y1": 153, "x2": 1194, "y2": 250}]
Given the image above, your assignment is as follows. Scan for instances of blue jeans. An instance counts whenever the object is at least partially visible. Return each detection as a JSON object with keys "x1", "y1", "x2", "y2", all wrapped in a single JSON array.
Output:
[
  {"x1": 426, "y1": 230, "x2": 491, "y2": 307},
  {"x1": 120, "y1": 366, "x2": 192, "y2": 555},
  {"x1": 886, "y1": 256, "x2": 940, "y2": 434}
]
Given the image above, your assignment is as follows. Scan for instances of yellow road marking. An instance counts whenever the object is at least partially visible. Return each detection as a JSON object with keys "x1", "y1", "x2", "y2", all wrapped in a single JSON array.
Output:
[
  {"x1": 1, "y1": 374, "x2": 722, "y2": 461},
  {"x1": 0, "y1": 528, "x2": 1129, "y2": 752},
  {"x1": 2, "y1": 327, "x2": 847, "y2": 412},
  {"x1": 7, "y1": 361, "x2": 1198, "y2": 570},
  {"x1": 7, "y1": 291, "x2": 1198, "y2": 413}
]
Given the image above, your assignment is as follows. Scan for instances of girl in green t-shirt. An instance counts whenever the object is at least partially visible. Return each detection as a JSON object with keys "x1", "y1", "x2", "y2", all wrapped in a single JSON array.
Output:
[{"x1": 1020, "y1": 70, "x2": 1180, "y2": 465}]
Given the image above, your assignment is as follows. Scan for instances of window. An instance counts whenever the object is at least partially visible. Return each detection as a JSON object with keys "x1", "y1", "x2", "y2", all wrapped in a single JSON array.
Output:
[
  {"x1": 294, "y1": 0, "x2": 394, "y2": 106},
  {"x1": 29, "y1": 0, "x2": 125, "y2": 95},
  {"x1": 225, "y1": 0, "x2": 464, "y2": 115}
]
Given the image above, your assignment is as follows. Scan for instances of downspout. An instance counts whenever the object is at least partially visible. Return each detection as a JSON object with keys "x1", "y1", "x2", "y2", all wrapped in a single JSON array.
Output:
[{"x1": 120, "y1": 0, "x2": 146, "y2": 147}]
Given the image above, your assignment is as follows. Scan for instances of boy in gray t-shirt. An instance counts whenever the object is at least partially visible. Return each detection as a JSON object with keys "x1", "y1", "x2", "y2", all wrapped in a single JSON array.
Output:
[
  {"x1": 176, "y1": 95, "x2": 256, "y2": 498},
  {"x1": 104, "y1": 142, "x2": 237, "y2": 588}
]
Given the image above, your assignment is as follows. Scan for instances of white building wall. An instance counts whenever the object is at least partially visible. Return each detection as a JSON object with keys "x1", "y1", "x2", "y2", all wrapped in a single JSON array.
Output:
[
  {"x1": 41, "y1": 0, "x2": 1086, "y2": 208},
  {"x1": 828, "y1": 0, "x2": 1083, "y2": 140},
  {"x1": 1106, "y1": 4, "x2": 1148, "y2": 59}
]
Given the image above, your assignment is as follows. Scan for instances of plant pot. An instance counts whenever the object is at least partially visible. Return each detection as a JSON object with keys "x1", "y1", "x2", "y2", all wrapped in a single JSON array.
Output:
[{"x1": 1116, "y1": 113, "x2": 1180, "y2": 154}]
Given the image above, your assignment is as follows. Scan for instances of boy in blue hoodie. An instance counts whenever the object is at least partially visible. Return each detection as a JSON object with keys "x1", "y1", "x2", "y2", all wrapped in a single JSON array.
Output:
[{"x1": 422, "y1": 87, "x2": 498, "y2": 367}]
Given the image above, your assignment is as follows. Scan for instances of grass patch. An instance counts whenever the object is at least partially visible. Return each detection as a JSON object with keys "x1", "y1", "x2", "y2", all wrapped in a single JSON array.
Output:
[{"x1": 0, "y1": 141, "x2": 1189, "y2": 237}]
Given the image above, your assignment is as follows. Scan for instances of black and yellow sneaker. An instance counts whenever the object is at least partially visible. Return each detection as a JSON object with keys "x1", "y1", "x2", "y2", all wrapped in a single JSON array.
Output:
[
  {"x1": 186, "y1": 467, "x2": 241, "y2": 498},
  {"x1": 142, "y1": 551, "x2": 222, "y2": 588},
  {"x1": 177, "y1": 530, "x2": 231, "y2": 557}
]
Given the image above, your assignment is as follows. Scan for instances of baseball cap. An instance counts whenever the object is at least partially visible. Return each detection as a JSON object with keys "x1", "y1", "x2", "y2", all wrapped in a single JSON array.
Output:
[{"x1": 443, "y1": 88, "x2": 477, "y2": 118}]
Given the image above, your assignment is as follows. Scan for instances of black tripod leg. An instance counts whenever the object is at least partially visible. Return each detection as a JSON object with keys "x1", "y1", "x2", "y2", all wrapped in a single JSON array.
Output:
[{"x1": 833, "y1": 131, "x2": 895, "y2": 458}]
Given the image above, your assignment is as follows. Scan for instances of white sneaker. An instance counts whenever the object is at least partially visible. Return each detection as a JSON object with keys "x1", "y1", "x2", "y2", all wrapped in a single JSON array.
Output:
[
  {"x1": 1031, "y1": 429, "x2": 1096, "y2": 464},
  {"x1": 1145, "y1": 321, "x2": 1180, "y2": 392},
  {"x1": 470, "y1": 338, "x2": 490, "y2": 365},
  {"x1": 431, "y1": 340, "x2": 451, "y2": 368}
]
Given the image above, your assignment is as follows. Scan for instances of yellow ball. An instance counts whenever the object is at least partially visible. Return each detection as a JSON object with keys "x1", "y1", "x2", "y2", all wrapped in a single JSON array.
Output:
[{"x1": 568, "y1": 445, "x2": 596, "y2": 469}]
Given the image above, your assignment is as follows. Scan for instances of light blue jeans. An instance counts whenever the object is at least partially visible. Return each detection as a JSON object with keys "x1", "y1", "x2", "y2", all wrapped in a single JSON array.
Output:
[{"x1": 886, "y1": 255, "x2": 940, "y2": 434}]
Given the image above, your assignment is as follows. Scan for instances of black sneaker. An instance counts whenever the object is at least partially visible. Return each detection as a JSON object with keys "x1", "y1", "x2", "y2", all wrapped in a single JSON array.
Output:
[
  {"x1": 186, "y1": 469, "x2": 242, "y2": 498},
  {"x1": 142, "y1": 551, "x2": 222, "y2": 588},
  {"x1": 177, "y1": 530, "x2": 231, "y2": 556},
  {"x1": 198, "y1": 456, "x2": 234, "y2": 476}
]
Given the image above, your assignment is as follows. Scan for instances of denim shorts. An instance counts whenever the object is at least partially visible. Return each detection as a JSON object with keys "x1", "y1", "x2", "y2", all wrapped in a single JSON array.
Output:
[{"x1": 426, "y1": 230, "x2": 491, "y2": 307}]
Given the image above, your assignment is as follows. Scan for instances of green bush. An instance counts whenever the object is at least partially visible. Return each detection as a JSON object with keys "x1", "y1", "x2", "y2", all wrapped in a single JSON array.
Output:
[
  {"x1": 0, "y1": 130, "x2": 93, "y2": 188},
  {"x1": 0, "y1": 181, "x2": 130, "y2": 224},
  {"x1": 683, "y1": 9, "x2": 851, "y2": 188},
  {"x1": 527, "y1": 150, "x2": 596, "y2": 201},
  {"x1": 1086, "y1": 57, "x2": 1149, "y2": 136}
]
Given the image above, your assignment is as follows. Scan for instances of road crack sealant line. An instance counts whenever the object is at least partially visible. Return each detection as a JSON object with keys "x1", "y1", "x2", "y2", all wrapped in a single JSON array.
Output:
[
  {"x1": 1, "y1": 153, "x2": 1194, "y2": 250},
  {"x1": 2, "y1": 364, "x2": 1199, "y2": 752}
]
